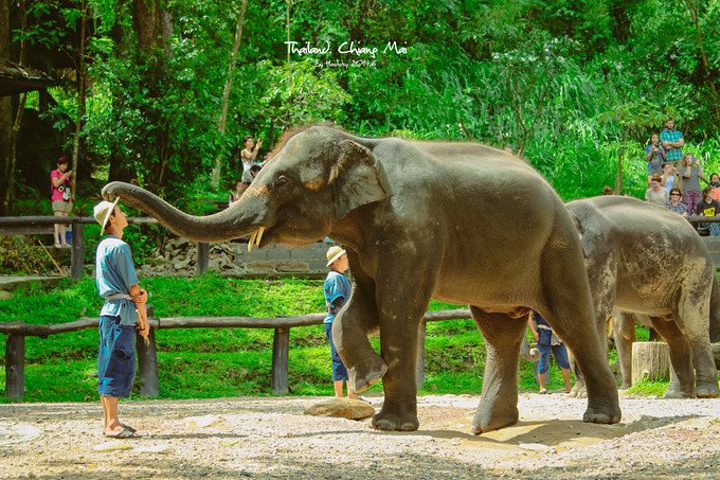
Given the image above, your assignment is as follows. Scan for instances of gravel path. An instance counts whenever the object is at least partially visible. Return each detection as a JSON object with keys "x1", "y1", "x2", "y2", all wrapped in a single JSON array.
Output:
[{"x1": 1, "y1": 392, "x2": 718, "y2": 479}]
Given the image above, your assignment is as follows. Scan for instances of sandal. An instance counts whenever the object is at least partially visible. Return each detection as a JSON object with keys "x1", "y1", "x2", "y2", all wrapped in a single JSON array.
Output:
[
  {"x1": 54, "y1": 243, "x2": 62, "y2": 249},
  {"x1": 104, "y1": 427, "x2": 138, "y2": 439}
]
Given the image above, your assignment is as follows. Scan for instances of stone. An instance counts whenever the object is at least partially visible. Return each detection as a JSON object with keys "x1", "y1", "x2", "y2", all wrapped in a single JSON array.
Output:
[
  {"x1": 304, "y1": 398, "x2": 375, "y2": 420},
  {"x1": 186, "y1": 414, "x2": 223, "y2": 428},
  {"x1": 0, "y1": 290, "x2": 12, "y2": 300},
  {"x1": 93, "y1": 440, "x2": 133, "y2": 452}
]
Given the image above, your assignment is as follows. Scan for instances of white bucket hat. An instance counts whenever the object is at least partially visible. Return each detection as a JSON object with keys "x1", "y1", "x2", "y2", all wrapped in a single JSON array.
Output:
[
  {"x1": 326, "y1": 245, "x2": 347, "y2": 267},
  {"x1": 93, "y1": 197, "x2": 120, "y2": 235}
]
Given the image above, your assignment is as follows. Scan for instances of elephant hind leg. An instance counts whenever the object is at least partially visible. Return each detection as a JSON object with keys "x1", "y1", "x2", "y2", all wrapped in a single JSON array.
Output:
[
  {"x1": 469, "y1": 307, "x2": 525, "y2": 435},
  {"x1": 537, "y1": 245, "x2": 621, "y2": 425},
  {"x1": 649, "y1": 317, "x2": 695, "y2": 398}
]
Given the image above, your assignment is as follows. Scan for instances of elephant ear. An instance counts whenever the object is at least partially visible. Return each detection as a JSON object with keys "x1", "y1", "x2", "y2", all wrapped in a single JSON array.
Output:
[{"x1": 329, "y1": 140, "x2": 393, "y2": 219}]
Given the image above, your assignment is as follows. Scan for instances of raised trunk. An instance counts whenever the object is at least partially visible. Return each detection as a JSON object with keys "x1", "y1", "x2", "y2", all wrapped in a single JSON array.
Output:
[{"x1": 102, "y1": 181, "x2": 261, "y2": 242}]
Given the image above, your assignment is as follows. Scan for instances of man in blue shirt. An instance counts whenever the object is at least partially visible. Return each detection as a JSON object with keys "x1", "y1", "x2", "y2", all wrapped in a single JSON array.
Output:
[
  {"x1": 93, "y1": 198, "x2": 149, "y2": 438},
  {"x1": 323, "y1": 245, "x2": 353, "y2": 397}
]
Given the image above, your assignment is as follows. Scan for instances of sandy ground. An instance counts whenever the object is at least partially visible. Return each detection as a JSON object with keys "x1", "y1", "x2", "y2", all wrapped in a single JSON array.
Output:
[{"x1": 0, "y1": 391, "x2": 719, "y2": 479}]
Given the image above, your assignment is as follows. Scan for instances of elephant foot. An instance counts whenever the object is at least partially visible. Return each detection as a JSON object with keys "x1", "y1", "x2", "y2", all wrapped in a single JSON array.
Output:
[
  {"x1": 695, "y1": 382, "x2": 720, "y2": 399},
  {"x1": 582, "y1": 401, "x2": 621, "y2": 425},
  {"x1": 663, "y1": 388, "x2": 695, "y2": 399},
  {"x1": 347, "y1": 356, "x2": 388, "y2": 395},
  {"x1": 372, "y1": 409, "x2": 419, "y2": 432},
  {"x1": 567, "y1": 383, "x2": 587, "y2": 398},
  {"x1": 470, "y1": 403, "x2": 519, "y2": 435}
]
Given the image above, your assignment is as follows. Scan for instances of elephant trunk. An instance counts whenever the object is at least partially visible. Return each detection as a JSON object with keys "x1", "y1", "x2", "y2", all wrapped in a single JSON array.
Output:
[
  {"x1": 102, "y1": 181, "x2": 263, "y2": 243},
  {"x1": 710, "y1": 274, "x2": 720, "y2": 343}
]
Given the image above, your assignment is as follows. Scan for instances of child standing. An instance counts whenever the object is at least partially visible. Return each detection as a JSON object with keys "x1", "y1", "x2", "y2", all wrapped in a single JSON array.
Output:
[{"x1": 93, "y1": 198, "x2": 150, "y2": 438}]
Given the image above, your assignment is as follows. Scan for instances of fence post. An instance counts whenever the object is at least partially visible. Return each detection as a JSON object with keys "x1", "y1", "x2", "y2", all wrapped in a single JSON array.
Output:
[
  {"x1": 416, "y1": 321, "x2": 426, "y2": 391},
  {"x1": 272, "y1": 327, "x2": 290, "y2": 395},
  {"x1": 5, "y1": 334, "x2": 25, "y2": 400},
  {"x1": 196, "y1": 243, "x2": 210, "y2": 275},
  {"x1": 71, "y1": 222, "x2": 85, "y2": 280},
  {"x1": 136, "y1": 305, "x2": 159, "y2": 397}
]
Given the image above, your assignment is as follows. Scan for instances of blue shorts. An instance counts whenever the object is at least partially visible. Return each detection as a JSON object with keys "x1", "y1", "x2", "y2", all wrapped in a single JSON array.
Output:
[
  {"x1": 537, "y1": 342, "x2": 570, "y2": 374},
  {"x1": 98, "y1": 315, "x2": 137, "y2": 398},
  {"x1": 325, "y1": 323, "x2": 348, "y2": 381}
]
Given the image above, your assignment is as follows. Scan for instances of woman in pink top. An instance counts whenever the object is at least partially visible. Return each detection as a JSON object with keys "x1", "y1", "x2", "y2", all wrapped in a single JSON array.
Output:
[{"x1": 50, "y1": 156, "x2": 73, "y2": 248}]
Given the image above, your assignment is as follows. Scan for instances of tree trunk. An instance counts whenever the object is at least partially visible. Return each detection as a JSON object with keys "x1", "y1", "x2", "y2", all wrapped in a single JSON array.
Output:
[
  {"x1": 212, "y1": 0, "x2": 249, "y2": 189},
  {"x1": 631, "y1": 341, "x2": 669, "y2": 385},
  {"x1": 615, "y1": 130, "x2": 626, "y2": 194},
  {"x1": 70, "y1": 0, "x2": 88, "y2": 197},
  {"x1": 0, "y1": 0, "x2": 11, "y2": 215},
  {"x1": 0, "y1": 0, "x2": 28, "y2": 215}
]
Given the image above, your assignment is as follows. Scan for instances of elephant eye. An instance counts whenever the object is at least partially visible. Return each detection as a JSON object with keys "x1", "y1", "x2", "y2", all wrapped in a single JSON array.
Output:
[{"x1": 276, "y1": 175, "x2": 288, "y2": 186}]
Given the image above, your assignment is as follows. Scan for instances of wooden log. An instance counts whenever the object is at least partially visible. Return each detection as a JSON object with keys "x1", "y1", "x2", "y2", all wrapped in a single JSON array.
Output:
[
  {"x1": 136, "y1": 305, "x2": 159, "y2": 397},
  {"x1": 196, "y1": 242, "x2": 210, "y2": 275},
  {"x1": 271, "y1": 327, "x2": 290, "y2": 395},
  {"x1": 5, "y1": 334, "x2": 25, "y2": 400},
  {"x1": 70, "y1": 223, "x2": 85, "y2": 280},
  {"x1": 631, "y1": 341, "x2": 669, "y2": 384},
  {"x1": 416, "y1": 321, "x2": 426, "y2": 391}
]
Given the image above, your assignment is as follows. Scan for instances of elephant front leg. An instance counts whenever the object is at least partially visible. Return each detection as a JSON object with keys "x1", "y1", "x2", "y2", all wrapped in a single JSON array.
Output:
[
  {"x1": 332, "y1": 275, "x2": 387, "y2": 395},
  {"x1": 470, "y1": 307, "x2": 526, "y2": 434}
]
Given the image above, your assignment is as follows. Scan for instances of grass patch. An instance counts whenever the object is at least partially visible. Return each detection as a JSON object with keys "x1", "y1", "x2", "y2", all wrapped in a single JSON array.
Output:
[{"x1": 0, "y1": 274, "x2": 643, "y2": 402}]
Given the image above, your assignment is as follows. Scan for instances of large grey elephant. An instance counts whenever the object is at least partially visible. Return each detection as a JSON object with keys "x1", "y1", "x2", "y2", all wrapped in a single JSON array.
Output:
[
  {"x1": 103, "y1": 125, "x2": 620, "y2": 433},
  {"x1": 566, "y1": 196, "x2": 720, "y2": 398}
]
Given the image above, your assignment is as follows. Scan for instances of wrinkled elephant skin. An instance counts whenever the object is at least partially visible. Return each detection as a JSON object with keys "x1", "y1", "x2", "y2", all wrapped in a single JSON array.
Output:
[
  {"x1": 103, "y1": 126, "x2": 621, "y2": 432},
  {"x1": 567, "y1": 196, "x2": 720, "y2": 399}
]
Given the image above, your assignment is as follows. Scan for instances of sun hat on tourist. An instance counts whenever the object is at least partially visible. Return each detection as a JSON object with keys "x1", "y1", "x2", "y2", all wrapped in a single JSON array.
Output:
[
  {"x1": 326, "y1": 245, "x2": 347, "y2": 267},
  {"x1": 93, "y1": 197, "x2": 120, "y2": 235}
]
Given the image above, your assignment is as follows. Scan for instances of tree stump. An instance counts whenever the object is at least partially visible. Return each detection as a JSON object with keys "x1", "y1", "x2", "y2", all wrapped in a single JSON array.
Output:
[{"x1": 631, "y1": 341, "x2": 669, "y2": 385}]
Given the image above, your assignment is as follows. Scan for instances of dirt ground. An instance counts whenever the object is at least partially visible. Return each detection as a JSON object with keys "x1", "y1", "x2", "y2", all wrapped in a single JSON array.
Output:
[{"x1": 0, "y1": 392, "x2": 719, "y2": 479}]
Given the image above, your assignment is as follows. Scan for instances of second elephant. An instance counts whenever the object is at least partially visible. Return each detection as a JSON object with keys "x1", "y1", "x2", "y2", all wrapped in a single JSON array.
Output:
[{"x1": 567, "y1": 196, "x2": 720, "y2": 398}]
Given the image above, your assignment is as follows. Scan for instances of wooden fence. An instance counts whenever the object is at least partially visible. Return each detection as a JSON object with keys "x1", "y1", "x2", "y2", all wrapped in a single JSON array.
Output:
[{"x1": 0, "y1": 307, "x2": 474, "y2": 401}]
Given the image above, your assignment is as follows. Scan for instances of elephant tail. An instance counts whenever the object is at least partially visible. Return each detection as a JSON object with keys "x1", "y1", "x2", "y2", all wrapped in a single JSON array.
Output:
[{"x1": 710, "y1": 274, "x2": 720, "y2": 343}]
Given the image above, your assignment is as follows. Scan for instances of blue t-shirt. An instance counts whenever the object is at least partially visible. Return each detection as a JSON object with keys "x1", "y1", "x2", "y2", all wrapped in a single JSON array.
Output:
[
  {"x1": 323, "y1": 270, "x2": 352, "y2": 324},
  {"x1": 96, "y1": 235, "x2": 140, "y2": 326},
  {"x1": 533, "y1": 310, "x2": 554, "y2": 346}
]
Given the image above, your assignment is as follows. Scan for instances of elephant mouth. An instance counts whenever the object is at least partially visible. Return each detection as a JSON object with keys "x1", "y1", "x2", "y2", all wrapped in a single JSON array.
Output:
[{"x1": 247, "y1": 226, "x2": 266, "y2": 252}]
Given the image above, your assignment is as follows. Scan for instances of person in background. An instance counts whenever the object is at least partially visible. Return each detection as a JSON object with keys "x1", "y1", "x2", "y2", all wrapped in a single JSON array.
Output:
[
  {"x1": 709, "y1": 173, "x2": 720, "y2": 203},
  {"x1": 660, "y1": 118, "x2": 685, "y2": 168},
  {"x1": 241, "y1": 136, "x2": 263, "y2": 184},
  {"x1": 228, "y1": 179, "x2": 245, "y2": 207},
  {"x1": 665, "y1": 188, "x2": 688, "y2": 217},
  {"x1": 644, "y1": 173, "x2": 669, "y2": 206},
  {"x1": 527, "y1": 310, "x2": 572, "y2": 394},
  {"x1": 661, "y1": 162, "x2": 679, "y2": 192},
  {"x1": 695, "y1": 185, "x2": 720, "y2": 236},
  {"x1": 323, "y1": 245, "x2": 355, "y2": 398},
  {"x1": 681, "y1": 153, "x2": 706, "y2": 214},
  {"x1": 645, "y1": 133, "x2": 666, "y2": 186},
  {"x1": 602, "y1": 186, "x2": 614, "y2": 195},
  {"x1": 93, "y1": 198, "x2": 150, "y2": 438},
  {"x1": 50, "y1": 156, "x2": 73, "y2": 248}
]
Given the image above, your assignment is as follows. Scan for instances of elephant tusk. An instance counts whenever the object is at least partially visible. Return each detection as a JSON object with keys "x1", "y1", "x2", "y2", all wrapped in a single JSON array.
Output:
[
  {"x1": 248, "y1": 230, "x2": 257, "y2": 252},
  {"x1": 248, "y1": 226, "x2": 266, "y2": 252}
]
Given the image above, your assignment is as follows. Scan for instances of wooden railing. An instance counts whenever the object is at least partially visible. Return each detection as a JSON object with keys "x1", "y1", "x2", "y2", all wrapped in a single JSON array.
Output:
[{"x1": 0, "y1": 307, "x2": 473, "y2": 401}]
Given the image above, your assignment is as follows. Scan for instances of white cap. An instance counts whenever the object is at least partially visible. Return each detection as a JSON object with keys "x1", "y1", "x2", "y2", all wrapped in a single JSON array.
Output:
[
  {"x1": 325, "y1": 245, "x2": 347, "y2": 267},
  {"x1": 93, "y1": 197, "x2": 120, "y2": 235}
]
